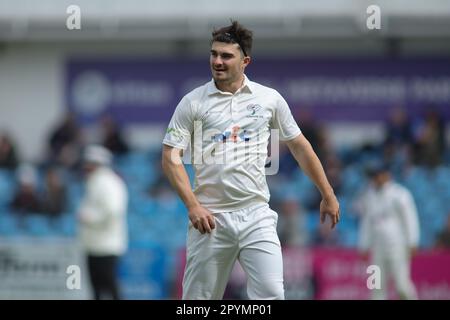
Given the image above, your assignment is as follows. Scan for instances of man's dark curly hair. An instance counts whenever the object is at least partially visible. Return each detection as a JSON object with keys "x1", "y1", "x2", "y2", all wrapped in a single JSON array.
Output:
[{"x1": 211, "y1": 20, "x2": 253, "y2": 57}]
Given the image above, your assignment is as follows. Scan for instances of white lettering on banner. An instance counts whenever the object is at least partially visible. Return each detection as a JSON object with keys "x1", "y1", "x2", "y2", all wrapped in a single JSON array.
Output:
[
  {"x1": 327, "y1": 259, "x2": 367, "y2": 280},
  {"x1": 0, "y1": 238, "x2": 89, "y2": 299},
  {"x1": 286, "y1": 76, "x2": 450, "y2": 105},
  {"x1": 113, "y1": 82, "x2": 173, "y2": 106},
  {"x1": 411, "y1": 77, "x2": 450, "y2": 102},
  {"x1": 420, "y1": 283, "x2": 450, "y2": 300},
  {"x1": 72, "y1": 71, "x2": 173, "y2": 113},
  {"x1": 66, "y1": 5, "x2": 81, "y2": 30},
  {"x1": 72, "y1": 71, "x2": 112, "y2": 115},
  {"x1": 286, "y1": 77, "x2": 406, "y2": 103}
]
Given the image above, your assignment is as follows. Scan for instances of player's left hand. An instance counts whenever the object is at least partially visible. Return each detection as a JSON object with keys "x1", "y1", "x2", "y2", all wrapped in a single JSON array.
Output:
[{"x1": 320, "y1": 194, "x2": 340, "y2": 229}]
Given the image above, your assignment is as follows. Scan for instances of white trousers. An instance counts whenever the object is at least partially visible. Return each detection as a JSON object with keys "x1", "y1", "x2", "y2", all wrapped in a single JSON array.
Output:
[
  {"x1": 371, "y1": 244, "x2": 418, "y2": 300},
  {"x1": 182, "y1": 203, "x2": 285, "y2": 300}
]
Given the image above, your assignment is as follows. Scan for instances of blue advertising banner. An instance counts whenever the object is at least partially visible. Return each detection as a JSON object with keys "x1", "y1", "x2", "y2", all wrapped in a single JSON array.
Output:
[{"x1": 66, "y1": 58, "x2": 450, "y2": 124}]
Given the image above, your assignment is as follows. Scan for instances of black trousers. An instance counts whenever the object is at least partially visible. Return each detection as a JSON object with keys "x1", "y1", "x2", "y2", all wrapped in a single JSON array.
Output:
[{"x1": 87, "y1": 255, "x2": 121, "y2": 300}]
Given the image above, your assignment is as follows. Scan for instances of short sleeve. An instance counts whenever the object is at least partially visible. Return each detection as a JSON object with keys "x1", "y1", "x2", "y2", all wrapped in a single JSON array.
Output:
[
  {"x1": 163, "y1": 96, "x2": 194, "y2": 150},
  {"x1": 271, "y1": 93, "x2": 301, "y2": 141}
]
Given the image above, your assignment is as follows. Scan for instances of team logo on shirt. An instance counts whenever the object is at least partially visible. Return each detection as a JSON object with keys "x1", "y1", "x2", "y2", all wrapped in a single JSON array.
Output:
[
  {"x1": 211, "y1": 125, "x2": 250, "y2": 143},
  {"x1": 166, "y1": 127, "x2": 184, "y2": 143},
  {"x1": 246, "y1": 104, "x2": 264, "y2": 118},
  {"x1": 247, "y1": 104, "x2": 262, "y2": 115}
]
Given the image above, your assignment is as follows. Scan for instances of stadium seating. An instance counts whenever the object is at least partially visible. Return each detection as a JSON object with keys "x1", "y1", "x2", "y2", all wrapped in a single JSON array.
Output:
[{"x1": 1, "y1": 150, "x2": 449, "y2": 298}]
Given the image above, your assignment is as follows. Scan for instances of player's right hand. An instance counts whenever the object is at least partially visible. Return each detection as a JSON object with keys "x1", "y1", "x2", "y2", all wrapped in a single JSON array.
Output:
[
  {"x1": 320, "y1": 194, "x2": 340, "y2": 229},
  {"x1": 188, "y1": 205, "x2": 216, "y2": 234}
]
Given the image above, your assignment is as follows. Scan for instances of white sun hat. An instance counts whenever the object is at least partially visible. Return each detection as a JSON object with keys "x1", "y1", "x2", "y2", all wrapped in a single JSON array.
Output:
[{"x1": 83, "y1": 145, "x2": 113, "y2": 166}]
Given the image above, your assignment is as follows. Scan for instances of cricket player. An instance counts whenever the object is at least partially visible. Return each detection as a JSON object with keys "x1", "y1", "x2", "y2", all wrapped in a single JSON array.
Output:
[
  {"x1": 162, "y1": 21, "x2": 340, "y2": 300},
  {"x1": 358, "y1": 162, "x2": 420, "y2": 300}
]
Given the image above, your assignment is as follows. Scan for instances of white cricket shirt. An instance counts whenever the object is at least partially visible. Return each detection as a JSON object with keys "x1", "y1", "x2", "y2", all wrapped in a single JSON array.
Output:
[
  {"x1": 163, "y1": 75, "x2": 301, "y2": 212},
  {"x1": 358, "y1": 181, "x2": 420, "y2": 251},
  {"x1": 78, "y1": 166, "x2": 128, "y2": 255}
]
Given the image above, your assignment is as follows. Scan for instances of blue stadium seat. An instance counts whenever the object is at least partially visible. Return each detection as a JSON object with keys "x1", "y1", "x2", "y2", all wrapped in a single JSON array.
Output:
[
  {"x1": 306, "y1": 211, "x2": 319, "y2": 233},
  {"x1": 52, "y1": 213, "x2": 77, "y2": 237},
  {"x1": 341, "y1": 166, "x2": 365, "y2": 195},
  {"x1": 23, "y1": 214, "x2": 52, "y2": 236},
  {"x1": 0, "y1": 170, "x2": 15, "y2": 208},
  {"x1": 340, "y1": 227, "x2": 358, "y2": 248},
  {"x1": 0, "y1": 212, "x2": 20, "y2": 236},
  {"x1": 130, "y1": 194, "x2": 157, "y2": 217}
]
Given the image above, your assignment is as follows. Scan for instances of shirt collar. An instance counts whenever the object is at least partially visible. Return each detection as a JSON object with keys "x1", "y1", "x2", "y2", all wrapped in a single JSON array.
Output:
[{"x1": 207, "y1": 74, "x2": 254, "y2": 96}]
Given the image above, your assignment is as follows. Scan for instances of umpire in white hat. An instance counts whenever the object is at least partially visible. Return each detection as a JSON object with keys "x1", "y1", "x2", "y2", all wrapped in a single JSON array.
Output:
[{"x1": 78, "y1": 145, "x2": 128, "y2": 300}]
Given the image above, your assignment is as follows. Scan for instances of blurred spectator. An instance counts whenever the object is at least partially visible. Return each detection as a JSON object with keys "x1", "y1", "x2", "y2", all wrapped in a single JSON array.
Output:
[
  {"x1": 276, "y1": 196, "x2": 308, "y2": 247},
  {"x1": 294, "y1": 108, "x2": 321, "y2": 155},
  {"x1": 279, "y1": 108, "x2": 327, "y2": 178},
  {"x1": 295, "y1": 108, "x2": 336, "y2": 162},
  {"x1": 357, "y1": 162, "x2": 419, "y2": 300},
  {"x1": 100, "y1": 114, "x2": 129, "y2": 156},
  {"x1": 435, "y1": 213, "x2": 450, "y2": 250},
  {"x1": 148, "y1": 172, "x2": 174, "y2": 200},
  {"x1": 48, "y1": 112, "x2": 83, "y2": 169},
  {"x1": 277, "y1": 143, "x2": 298, "y2": 178},
  {"x1": 412, "y1": 108, "x2": 445, "y2": 168},
  {"x1": 295, "y1": 147, "x2": 341, "y2": 212},
  {"x1": 384, "y1": 107, "x2": 413, "y2": 148},
  {"x1": 10, "y1": 164, "x2": 41, "y2": 214},
  {"x1": 40, "y1": 166, "x2": 67, "y2": 217},
  {"x1": 148, "y1": 151, "x2": 176, "y2": 203},
  {"x1": 323, "y1": 154, "x2": 343, "y2": 196},
  {"x1": 77, "y1": 145, "x2": 128, "y2": 300},
  {"x1": 0, "y1": 132, "x2": 19, "y2": 170},
  {"x1": 383, "y1": 107, "x2": 413, "y2": 170}
]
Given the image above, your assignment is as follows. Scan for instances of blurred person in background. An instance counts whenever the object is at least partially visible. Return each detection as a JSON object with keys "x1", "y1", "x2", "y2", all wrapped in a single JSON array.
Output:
[
  {"x1": 77, "y1": 145, "x2": 128, "y2": 300},
  {"x1": 435, "y1": 213, "x2": 450, "y2": 250},
  {"x1": 148, "y1": 171, "x2": 175, "y2": 201},
  {"x1": 412, "y1": 108, "x2": 445, "y2": 168},
  {"x1": 278, "y1": 108, "x2": 323, "y2": 179},
  {"x1": 382, "y1": 106, "x2": 413, "y2": 170},
  {"x1": 10, "y1": 163, "x2": 41, "y2": 215},
  {"x1": 357, "y1": 162, "x2": 420, "y2": 300},
  {"x1": 322, "y1": 154, "x2": 343, "y2": 196},
  {"x1": 0, "y1": 132, "x2": 19, "y2": 170},
  {"x1": 40, "y1": 166, "x2": 67, "y2": 218},
  {"x1": 276, "y1": 195, "x2": 308, "y2": 247},
  {"x1": 384, "y1": 106, "x2": 413, "y2": 150},
  {"x1": 99, "y1": 114, "x2": 129, "y2": 156},
  {"x1": 47, "y1": 112, "x2": 83, "y2": 170},
  {"x1": 293, "y1": 108, "x2": 331, "y2": 162}
]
